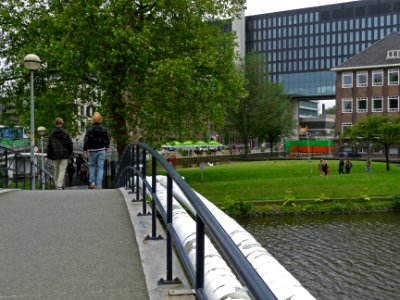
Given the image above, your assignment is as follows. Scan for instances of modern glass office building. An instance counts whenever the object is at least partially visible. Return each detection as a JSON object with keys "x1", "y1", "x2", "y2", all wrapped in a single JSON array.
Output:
[{"x1": 244, "y1": 0, "x2": 400, "y2": 100}]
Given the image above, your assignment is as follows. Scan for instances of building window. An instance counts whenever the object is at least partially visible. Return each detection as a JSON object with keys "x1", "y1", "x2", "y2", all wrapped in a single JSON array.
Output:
[
  {"x1": 342, "y1": 72, "x2": 353, "y2": 88},
  {"x1": 357, "y1": 71, "x2": 368, "y2": 87},
  {"x1": 388, "y1": 69, "x2": 399, "y2": 85},
  {"x1": 372, "y1": 70, "x2": 383, "y2": 86},
  {"x1": 342, "y1": 123, "x2": 352, "y2": 134},
  {"x1": 372, "y1": 97, "x2": 383, "y2": 112},
  {"x1": 357, "y1": 97, "x2": 368, "y2": 112},
  {"x1": 388, "y1": 96, "x2": 399, "y2": 112},
  {"x1": 342, "y1": 98, "x2": 353, "y2": 113},
  {"x1": 386, "y1": 50, "x2": 400, "y2": 59}
]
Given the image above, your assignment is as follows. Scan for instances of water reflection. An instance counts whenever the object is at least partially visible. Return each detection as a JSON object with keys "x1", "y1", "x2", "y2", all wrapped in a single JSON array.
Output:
[{"x1": 238, "y1": 212, "x2": 400, "y2": 300}]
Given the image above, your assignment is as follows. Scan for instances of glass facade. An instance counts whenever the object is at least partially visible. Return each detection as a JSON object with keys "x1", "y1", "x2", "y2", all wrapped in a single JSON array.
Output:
[
  {"x1": 279, "y1": 71, "x2": 335, "y2": 97},
  {"x1": 245, "y1": 0, "x2": 400, "y2": 97}
]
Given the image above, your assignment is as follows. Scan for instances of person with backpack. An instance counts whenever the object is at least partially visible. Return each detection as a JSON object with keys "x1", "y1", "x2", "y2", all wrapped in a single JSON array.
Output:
[
  {"x1": 83, "y1": 112, "x2": 110, "y2": 189},
  {"x1": 46, "y1": 117, "x2": 73, "y2": 190}
]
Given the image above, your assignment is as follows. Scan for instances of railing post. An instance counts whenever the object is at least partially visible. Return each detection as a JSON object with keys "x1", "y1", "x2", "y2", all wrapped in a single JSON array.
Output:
[
  {"x1": 23, "y1": 156, "x2": 27, "y2": 189},
  {"x1": 140, "y1": 149, "x2": 148, "y2": 215},
  {"x1": 196, "y1": 215, "x2": 205, "y2": 294},
  {"x1": 166, "y1": 174, "x2": 173, "y2": 281},
  {"x1": 130, "y1": 145, "x2": 135, "y2": 193},
  {"x1": 145, "y1": 155, "x2": 163, "y2": 241},
  {"x1": 15, "y1": 152, "x2": 18, "y2": 189},
  {"x1": 151, "y1": 156, "x2": 157, "y2": 237},
  {"x1": 4, "y1": 149, "x2": 8, "y2": 187},
  {"x1": 135, "y1": 145, "x2": 140, "y2": 201}
]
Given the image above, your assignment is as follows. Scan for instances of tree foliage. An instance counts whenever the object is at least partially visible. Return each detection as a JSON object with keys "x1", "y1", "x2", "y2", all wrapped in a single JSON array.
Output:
[
  {"x1": 0, "y1": 0, "x2": 245, "y2": 155},
  {"x1": 227, "y1": 52, "x2": 292, "y2": 156},
  {"x1": 347, "y1": 116, "x2": 400, "y2": 171},
  {"x1": 324, "y1": 106, "x2": 336, "y2": 115}
]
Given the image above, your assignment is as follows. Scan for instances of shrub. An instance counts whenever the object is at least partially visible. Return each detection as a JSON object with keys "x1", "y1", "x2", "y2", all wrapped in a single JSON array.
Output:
[
  {"x1": 220, "y1": 195, "x2": 253, "y2": 215},
  {"x1": 393, "y1": 194, "x2": 400, "y2": 210},
  {"x1": 315, "y1": 193, "x2": 328, "y2": 202},
  {"x1": 283, "y1": 189, "x2": 296, "y2": 206},
  {"x1": 360, "y1": 188, "x2": 371, "y2": 201}
]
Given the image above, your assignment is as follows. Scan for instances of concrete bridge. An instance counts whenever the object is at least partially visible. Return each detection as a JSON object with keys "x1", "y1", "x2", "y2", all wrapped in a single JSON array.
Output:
[{"x1": 0, "y1": 184, "x2": 194, "y2": 299}]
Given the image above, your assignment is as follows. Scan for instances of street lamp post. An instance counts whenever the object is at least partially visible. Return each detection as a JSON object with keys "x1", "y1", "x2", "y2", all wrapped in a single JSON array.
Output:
[
  {"x1": 37, "y1": 126, "x2": 46, "y2": 190},
  {"x1": 24, "y1": 54, "x2": 41, "y2": 190}
]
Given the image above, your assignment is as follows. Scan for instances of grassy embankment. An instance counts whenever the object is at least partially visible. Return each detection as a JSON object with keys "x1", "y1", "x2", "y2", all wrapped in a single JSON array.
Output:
[{"x1": 174, "y1": 159, "x2": 400, "y2": 215}]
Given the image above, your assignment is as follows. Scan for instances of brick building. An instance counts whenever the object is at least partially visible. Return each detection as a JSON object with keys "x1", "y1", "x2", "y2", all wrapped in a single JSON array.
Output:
[{"x1": 332, "y1": 31, "x2": 400, "y2": 135}]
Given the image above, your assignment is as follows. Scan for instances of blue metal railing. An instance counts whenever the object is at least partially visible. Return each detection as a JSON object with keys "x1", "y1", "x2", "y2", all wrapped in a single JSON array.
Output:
[{"x1": 113, "y1": 142, "x2": 278, "y2": 300}]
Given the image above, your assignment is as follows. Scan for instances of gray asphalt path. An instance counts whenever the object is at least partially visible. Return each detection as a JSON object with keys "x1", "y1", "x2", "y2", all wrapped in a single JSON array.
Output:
[{"x1": 0, "y1": 189, "x2": 149, "y2": 300}]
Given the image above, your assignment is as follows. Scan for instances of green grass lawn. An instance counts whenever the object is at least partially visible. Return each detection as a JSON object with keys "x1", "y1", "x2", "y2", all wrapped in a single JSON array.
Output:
[{"x1": 175, "y1": 159, "x2": 400, "y2": 202}]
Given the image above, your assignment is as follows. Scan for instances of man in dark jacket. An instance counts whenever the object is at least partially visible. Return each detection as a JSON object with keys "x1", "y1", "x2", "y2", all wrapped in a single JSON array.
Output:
[
  {"x1": 47, "y1": 117, "x2": 73, "y2": 190},
  {"x1": 83, "y1": 112, "x2": 110, "y2": 189}
]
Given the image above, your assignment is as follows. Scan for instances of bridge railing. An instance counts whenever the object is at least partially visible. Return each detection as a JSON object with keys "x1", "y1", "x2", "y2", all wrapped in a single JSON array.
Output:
[
  {"x1": 0, "y1": 145, "x2": 55, "y2": 190},
  {"x1": 112, "y1": 142, "x2": 278, "y2": 300}
]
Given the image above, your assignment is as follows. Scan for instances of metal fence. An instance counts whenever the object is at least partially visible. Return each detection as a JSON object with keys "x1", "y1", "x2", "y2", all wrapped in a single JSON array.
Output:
[
  {"x1": 112, "y1": 142, "x2": 278, "y2": 300},
  {"x1": 0, "y1": 145, "x2": 55, "y2": 190}
]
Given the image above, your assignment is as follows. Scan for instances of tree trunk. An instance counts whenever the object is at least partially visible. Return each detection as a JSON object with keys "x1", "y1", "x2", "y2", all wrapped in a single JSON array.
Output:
[
  {"x1": 384, "y1": 144, "x2": 390, "y2": 171},
  {"x1": 109, "y1": 94, "x2": 129, "y2": 159},
  {"x1": 243, "y1": 136, "x2": 249, "y2": 159},
  {"x1": 269, "y1": 140, "x2": 274, "y2": 156}
]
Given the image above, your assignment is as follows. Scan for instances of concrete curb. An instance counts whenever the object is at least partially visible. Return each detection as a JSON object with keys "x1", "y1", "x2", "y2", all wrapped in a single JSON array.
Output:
[{"x1": 118, "y1": 188, "x2": 195, "y2": 300}]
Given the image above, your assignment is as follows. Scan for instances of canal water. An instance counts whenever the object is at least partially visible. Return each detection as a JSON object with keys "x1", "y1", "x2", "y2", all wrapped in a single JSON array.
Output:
[{"x1": 237, "y1": 212, "x2": 400, "y2": 300}]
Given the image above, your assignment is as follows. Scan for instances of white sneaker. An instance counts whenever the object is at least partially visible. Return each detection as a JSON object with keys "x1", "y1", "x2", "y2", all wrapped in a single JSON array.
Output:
[{"x1": 90, "y1": 183, "x2": 95, "y2": 189}]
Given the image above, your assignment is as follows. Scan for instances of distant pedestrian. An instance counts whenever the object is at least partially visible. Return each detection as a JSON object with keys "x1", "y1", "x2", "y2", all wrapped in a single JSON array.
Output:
[
  {"x1": 75, "y1": 154, "x2": 85, "y2": 176},
  {"x1": 66, "y1": 157, "x2": 75, "y2": 186},
  {"x1": 345, "y1": 158, "x2": 353, "y2": 174},
  {"x1": 322, "y1": 159, "x2": 329, "y2": 175},
  {"x1": 46, "y1": 117, "x2": 73, "y2": 190},
  {"x1": 338, "y1": 157, "x2": 345, "y2": 174},
  {"x1": 80, "y1": 163, "x2": 88, "y2": 182},
  {"x1": 83, "y1": 112, "x2": 110, "y2": 189},
  {"x1": 318, "y1": 159, "x2": 324, "y2": 176},
  {"x1": 366, "y1": 157, "x2": 372, "y2": 173}
]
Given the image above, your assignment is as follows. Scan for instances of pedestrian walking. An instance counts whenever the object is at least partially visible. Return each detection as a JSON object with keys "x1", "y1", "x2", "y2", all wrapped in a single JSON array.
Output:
[
  {"x1": 345, "y1": 158, "x2": 353, "y2": 174},
  {"x1": 66, "y1": 157, "x2": 75, "y2": 186},
  {"x1": 83, "y1": 112, "x2": 110, "y2": 189},
  {"x1": 80, "y1": 162, "x2": 88, "y2": 182},
  {"x1": 75, "y1": 154, "x2": 85, "y2": 176},
  {"x1": 366, "y1": 157, "x2": 372, "y2": 173},
  {"x1": 46, "y1": 117, "x2": 73, "y2": 190},
  {"x1": 322, "y1": 159, "x2": 329, "y2": 175},
  {"x1": 338, "y1": 157, "x2": 345, "y2": 174},
  {"x1": 318, "y1": 159, "x2": 324, "y2": 176}
]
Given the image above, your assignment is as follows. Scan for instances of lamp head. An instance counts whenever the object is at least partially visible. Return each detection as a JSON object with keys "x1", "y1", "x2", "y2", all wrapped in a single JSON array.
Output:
[
  {"x1": 37, "y1": 126, "x2": 46, "y2": 136},
  {"x1": 24, "y1": 54, "x2": 41, "y2": 71}
]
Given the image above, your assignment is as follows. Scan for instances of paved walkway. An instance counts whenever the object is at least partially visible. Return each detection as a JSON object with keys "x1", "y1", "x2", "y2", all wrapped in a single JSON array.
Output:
[
  {"x1": 0, "y1": 173, "x2": 194, "y2": 299},
  {"x1": 0, "y1": 189, "x2": 149, "y2": 299}
]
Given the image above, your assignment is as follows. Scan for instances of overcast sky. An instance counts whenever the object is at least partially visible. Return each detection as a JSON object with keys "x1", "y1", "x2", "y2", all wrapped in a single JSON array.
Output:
[{"x1": 245, "y1": 0, "x2": 359, "y2": 16}]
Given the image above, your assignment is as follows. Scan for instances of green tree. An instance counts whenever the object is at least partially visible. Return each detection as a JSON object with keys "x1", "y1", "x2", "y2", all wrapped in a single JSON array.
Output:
[
  {"x1": 324, "y1": 106, "x2": 336, "y2": 115},
  {"x1": 227, "y1": 53, "x2": 292, "y2": 156},
  {"x1": 348, "y1": 116, "x2": 400, "y2": 171},
  {"x1": 0, "y1": 0, "x2": 245, "y2": 156},
  {"x1": 252, "y1": 82, "x2": 292, "y2": 155}
]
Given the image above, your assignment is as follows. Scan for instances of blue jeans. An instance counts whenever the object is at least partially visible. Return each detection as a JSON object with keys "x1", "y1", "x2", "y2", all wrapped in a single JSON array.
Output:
[{"x1": 89, "y1": 150, "x2": 105, "y2": 187}]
